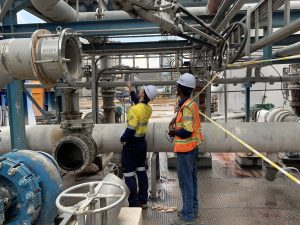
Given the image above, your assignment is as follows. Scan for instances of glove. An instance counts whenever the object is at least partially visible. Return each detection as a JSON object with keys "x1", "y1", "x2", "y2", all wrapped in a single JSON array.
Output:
[{"x1": 168, "y1": 127, "x2": 176, "y2": 138}]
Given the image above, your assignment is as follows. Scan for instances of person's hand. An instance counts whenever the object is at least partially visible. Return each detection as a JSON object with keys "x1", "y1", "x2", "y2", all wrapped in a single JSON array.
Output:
[
  {"x1": 169, "y1": 117, "x2": 176, "y2": 127},
  {"x1": 168, "y1": 126, "x2": 176, "y2": 138},
  {"x1": 126, "y1": 81, "x2": 132, "y2": 92}
]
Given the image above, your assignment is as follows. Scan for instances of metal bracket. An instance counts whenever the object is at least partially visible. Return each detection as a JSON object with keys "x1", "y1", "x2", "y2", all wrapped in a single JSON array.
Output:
[{"x1": 22, "y1": 85, "x2": 52, "y2": 124}]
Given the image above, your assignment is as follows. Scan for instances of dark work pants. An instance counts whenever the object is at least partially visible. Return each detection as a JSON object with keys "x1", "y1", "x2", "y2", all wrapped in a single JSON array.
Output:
[
  {"x1": 177, "y1": 147, "x2": 199, "y2": 222},
  {"x1": 121, "y1": 139, "x2": 148, "y2": 207}
]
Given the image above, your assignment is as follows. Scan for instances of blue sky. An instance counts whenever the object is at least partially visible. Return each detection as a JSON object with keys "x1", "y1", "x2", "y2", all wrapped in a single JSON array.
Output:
[{"x1": 17, "y1": 10, "x2": 44, "y2": 24}]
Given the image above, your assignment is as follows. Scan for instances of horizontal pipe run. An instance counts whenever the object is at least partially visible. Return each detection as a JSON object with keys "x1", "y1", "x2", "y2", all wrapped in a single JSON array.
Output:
[
  {"x1": 1, "y1": 122, "x2": 300, "y2": 154},
  {"x1": 24, "y1": 74, "x2": 300, "y2": 89},
  {"x1": 0, "y1": 29, "x2": 82, "y2": 89},
  {"x1": 249, "y1": 17, "x2": 300, "y2": 54},
  {"x1": 53, "y1": 75, "x2": 300, "y2": 89}
]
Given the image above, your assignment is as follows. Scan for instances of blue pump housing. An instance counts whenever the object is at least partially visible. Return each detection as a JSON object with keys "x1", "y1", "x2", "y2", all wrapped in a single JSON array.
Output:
[{"x1": 0, "y1": 150, "x2": 62, "y2": 225}]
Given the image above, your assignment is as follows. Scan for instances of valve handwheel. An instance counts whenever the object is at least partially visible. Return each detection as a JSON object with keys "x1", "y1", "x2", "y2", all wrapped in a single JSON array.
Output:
[{"x1": 56, "y1": 181, "x2": 127, "y2": 215}]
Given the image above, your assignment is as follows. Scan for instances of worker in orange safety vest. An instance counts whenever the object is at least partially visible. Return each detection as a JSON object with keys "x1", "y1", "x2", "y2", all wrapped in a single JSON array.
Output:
[{"x1": 168, "y1": 73, "x2": 204, "y2": 225}]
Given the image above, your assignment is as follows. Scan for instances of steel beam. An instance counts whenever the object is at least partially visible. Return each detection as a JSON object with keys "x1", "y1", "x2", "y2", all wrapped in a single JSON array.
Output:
[
  {"x1": 82, "y1": 40, "x2": 194, "y2": 54},
  {"x1": 7, "y1": 81, "x2": 27, "y2": 149}
]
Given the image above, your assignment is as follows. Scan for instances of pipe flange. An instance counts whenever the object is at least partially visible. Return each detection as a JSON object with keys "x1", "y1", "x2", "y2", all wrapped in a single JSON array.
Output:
[
  {"x1": 102, "y1": 106, "x2": 117, "y2": 110},
  {"x1": 53, "y1": 133, "x2": 96, "y2": 174},
  {"x1": 0, "y1": 155, "x2": 42, "y2": 225},
  {"x1": 31, "y1": 29, "x2": 53, "y2": 87},
  {"x1": 101, "y1": 89, "x2": 117, "y2": 93},
  {"x1": 58, "y1": 28, "x2": 83, "y2": 85},
  {"x1": 69, "y1": 133, "x2": 97, "y2": 164},
  {"x1": 31, "y1": 28, "x2": 83, "y2": 87}
]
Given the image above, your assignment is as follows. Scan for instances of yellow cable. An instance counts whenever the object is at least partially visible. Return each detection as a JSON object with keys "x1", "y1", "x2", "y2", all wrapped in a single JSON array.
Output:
[
  {"x1": 199, "y1": 111, "x2": 300, "y2": 185},
  {"x1": 175, "y1": 67, "x2": 300, "y2": 185},
  {"x1": 227, "y1": 54, "x2": 300, "y2": 69}
]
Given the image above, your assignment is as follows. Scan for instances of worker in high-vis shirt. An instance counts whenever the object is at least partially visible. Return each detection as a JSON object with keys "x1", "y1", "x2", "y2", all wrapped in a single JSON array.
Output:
[
  {"x1": 168, "y1": 73, "x2": 204, "y2": 225},
  {"x1": 120, "y1": 82, "x2": 158, "y2": 208}
]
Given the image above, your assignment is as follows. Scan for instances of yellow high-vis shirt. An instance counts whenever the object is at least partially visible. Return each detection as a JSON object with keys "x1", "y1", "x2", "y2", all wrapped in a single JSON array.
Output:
[
  {"x1": 127, "y1": 103, "x2": 152, "y2": 137},
  {"x1": 180, "y1": 106, "x2": 194, "y2": 132}
]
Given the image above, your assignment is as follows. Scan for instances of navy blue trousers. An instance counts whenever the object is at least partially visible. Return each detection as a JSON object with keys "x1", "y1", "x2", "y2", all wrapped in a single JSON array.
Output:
[
  {"x1": 121, "y1": 139, "x2": 148, "y2": 207},
  {"x1": 177, "y1": 147, "x2": 199, "y2": 222}
]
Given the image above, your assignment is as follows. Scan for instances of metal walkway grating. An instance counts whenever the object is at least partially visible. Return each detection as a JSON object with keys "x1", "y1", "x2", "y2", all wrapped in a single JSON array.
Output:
[
  {"x1": 62, "y1": 153, "x2": 300, "y2": 225},
  {"x1": 142, "y1": 153, "x2": 300, "y2": 225}
]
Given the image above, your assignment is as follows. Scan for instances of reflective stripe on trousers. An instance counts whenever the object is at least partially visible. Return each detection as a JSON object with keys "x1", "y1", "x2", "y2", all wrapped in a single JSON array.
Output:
[
  {"x1": 136, "y1": 167, "x2": 146, "y2": 172},
  {"x1": 124, "y1": 172, "x2": 136, "y2": 177}
]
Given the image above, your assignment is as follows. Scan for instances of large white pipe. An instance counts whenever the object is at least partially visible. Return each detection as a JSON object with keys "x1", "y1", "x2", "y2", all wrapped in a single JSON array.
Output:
[
  {"x1": 1, "y1": 122, "x2": 300, "y2": 154},
  {"x1": 31, "y1": 0, "x2": 98, "y2": 22},
  {"x1": 30, "y1": 0, "x2": 300, "y2": 22},
  {"x1": 0, "y1": 29, "x2": 82, "y2": 88}
]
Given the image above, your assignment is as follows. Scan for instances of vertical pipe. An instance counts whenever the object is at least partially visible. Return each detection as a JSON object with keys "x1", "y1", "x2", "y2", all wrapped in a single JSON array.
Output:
[
  {"x1": 1, "y1": 94, "x2": 7, "y2": 126},
  {"x1": 255, "y1": 9, "x2": 259, "y2": 42},
  {"x1": 284, "y1": 0, "x2": 290, "y2": 26},
  {"x1": 223, "y1": 71, "x2": 228, "y2": 122},
  {"x1": 267, "y1": 0, "x2": 273, "y2": 36},
  {"x1": 91, "y1": 55, "x2": 99, "y2": 124},
  {"x1": 244, "y1": 82, "x2": 251, "y2": 122},
  {"x1": 205, "y1": 72, "x2": 212, "y2": 119},
  {"x1": 76, "y1": 0, "x2": 79, "y2": 21},
  {"x1": 263, "y1": 0, "x2": 273, "y2": 60},
  {"x1": 101, "y1": 55, "x2": 116, "y2": 124},
  {"x1": 245, "y1": 6, "x2": 252, "y2": 56},
  {"x1": 264, "y1": 0, "x2": 278, "y2": 168},
  {"x1": 150, "y1": 152, "x2": 157, "y2": 198}
]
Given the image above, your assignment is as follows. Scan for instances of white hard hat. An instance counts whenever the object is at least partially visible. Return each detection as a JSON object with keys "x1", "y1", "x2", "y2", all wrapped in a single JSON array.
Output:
[
  {"x1": 143, "y1": 85, "x2": 158, "y2": 101},
  {"x1": 176, "y1": 73, "x2": 196, "y2": 89}
]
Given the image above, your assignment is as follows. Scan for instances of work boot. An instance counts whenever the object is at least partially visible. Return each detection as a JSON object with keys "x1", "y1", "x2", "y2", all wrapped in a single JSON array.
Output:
[
  {"x1": 177, "y1": 211, "x2": 199, "y2": 219},
  {"x1": 170, "y1": 218, "x2": 194, "y2": 225}
]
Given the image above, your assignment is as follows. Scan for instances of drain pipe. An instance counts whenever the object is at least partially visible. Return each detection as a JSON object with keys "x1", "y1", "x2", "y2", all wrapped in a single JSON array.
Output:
[{"x1": 0, "y1": 28, "x2": 82, "y2": 88}]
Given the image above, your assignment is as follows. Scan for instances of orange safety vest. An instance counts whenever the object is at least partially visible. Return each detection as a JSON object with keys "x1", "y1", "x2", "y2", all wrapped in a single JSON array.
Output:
[{"x1": 174, "y1": 99, "x2": 204, "y2": 153}]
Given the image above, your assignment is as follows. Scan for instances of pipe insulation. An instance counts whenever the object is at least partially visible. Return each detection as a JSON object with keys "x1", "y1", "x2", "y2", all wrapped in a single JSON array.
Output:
[
  {"x1": 0, "y1": 122, "x2": 300, "y2": 154},
  {"x1": 0, "y1": 28, "x2": 82, "y2": 88}
]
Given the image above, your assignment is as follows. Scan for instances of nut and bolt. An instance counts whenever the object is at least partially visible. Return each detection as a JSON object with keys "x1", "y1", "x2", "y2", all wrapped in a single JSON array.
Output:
[
  {"x1": 8, "y1": 168, "x2": 16, "y2": 176},
  {"x1": 19, "y1": 178, "x2": 28, "y2": 187},
  {"x1": 26, "y1": 206, "x2": 35, "y2": 215},
  {"x1": 26, "y1": 192, "x2": 34, "y2": 200}
]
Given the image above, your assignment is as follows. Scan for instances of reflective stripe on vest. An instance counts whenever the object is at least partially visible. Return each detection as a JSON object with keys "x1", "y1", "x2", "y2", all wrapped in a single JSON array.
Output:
[{"x1": 174, "y1": 99, "x2": 204, "y2": 153}]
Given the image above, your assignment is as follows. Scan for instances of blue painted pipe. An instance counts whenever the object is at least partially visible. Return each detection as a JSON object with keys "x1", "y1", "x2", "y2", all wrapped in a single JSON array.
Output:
[{"x1": 0, "y1": 150, "x2": 62, "y2": 225}]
